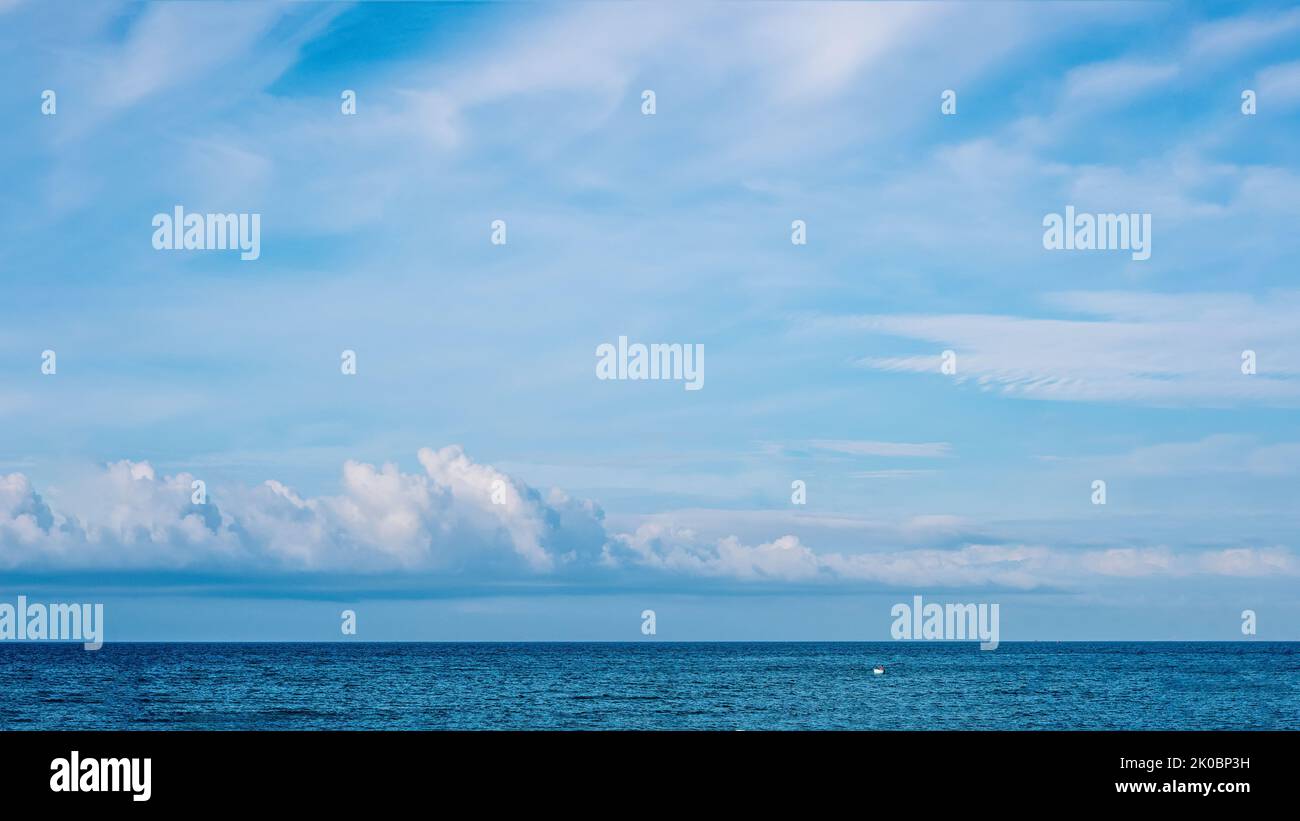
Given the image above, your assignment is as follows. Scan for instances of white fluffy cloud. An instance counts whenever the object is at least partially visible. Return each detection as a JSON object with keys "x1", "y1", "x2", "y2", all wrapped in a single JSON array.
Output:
[
  {"x1": 1, "y1": 446, "x2": 1294, "y2": 588},
  {"x1": 0, "y1": 446, "x2": 606, "y2": 574},
  {"x1": 609, "y1": 523, "x2": 823, "y2": 581}
]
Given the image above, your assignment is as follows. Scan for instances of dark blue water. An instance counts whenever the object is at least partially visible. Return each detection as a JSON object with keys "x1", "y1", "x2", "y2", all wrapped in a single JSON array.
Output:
[{"x1": 1, "y1": 642, "x2": 1296, "y2": 730}]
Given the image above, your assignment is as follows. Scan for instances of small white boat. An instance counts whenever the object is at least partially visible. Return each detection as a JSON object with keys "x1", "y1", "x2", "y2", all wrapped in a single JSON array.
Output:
[{"x1": 872, "y1": 665, "x2": 885, "y2": 675}]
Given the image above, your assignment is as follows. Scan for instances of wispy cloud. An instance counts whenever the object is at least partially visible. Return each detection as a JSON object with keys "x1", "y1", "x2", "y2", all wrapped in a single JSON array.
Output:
[
  {"x1": 807, "y1": 440, "x2": 952, "y2": 458},
  {"x1": 849, "y1": 470, "x2": 937, "y2": 480},
  {"x1": 1043, "y1": 434, "x2": 1300, "y2": 477},
  {"x1": 1256, "y1": 59, "x2": 1300, "y2": 108},
  {"x1": 836, "y1": 291, "x2": 1300, "y2": 406},
  {"x1": 1060, "y1": 59, "x2": 1179, "y2": 109},
  {"x1": 1186, "y1": 6, "x2": 1300, "y2": 60}
]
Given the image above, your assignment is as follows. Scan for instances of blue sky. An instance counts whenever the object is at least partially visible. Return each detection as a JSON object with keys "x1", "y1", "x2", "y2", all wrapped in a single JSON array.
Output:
[{"x1": 1, "y1": 0, "x2": 1298, "y2": 640}]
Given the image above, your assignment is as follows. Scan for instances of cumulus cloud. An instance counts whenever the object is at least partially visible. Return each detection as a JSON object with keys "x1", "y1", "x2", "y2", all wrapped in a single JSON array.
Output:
[
  {"x1": 0, "y1": 472, "x2": 56, "y2": 546},
  {"x1": 1, "y1": 447, "x2": 1294, "y2": 589},
  {"x1": 0, "y1": 446, "x2": 607, "y2": 574},
  {"x1": 609, "y1": 523, "x2": 824, "y2": 582}
]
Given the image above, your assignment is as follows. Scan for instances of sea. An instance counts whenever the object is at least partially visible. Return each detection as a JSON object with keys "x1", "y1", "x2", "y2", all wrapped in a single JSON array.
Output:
[{"x1": 1, "y1": 642, "x2": 1296, "y2": 730}]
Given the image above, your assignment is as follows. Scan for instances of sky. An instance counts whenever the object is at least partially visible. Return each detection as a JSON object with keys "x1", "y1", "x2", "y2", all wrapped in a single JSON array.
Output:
[{"x1": 1, "y1": 0, "x2": 1298, "y2": 641}]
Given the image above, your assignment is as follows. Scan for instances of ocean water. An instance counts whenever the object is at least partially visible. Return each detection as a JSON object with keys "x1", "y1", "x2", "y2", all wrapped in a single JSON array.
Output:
[{"x1": 1, "y1": 642, "x2": 1296, "y2": 730}]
